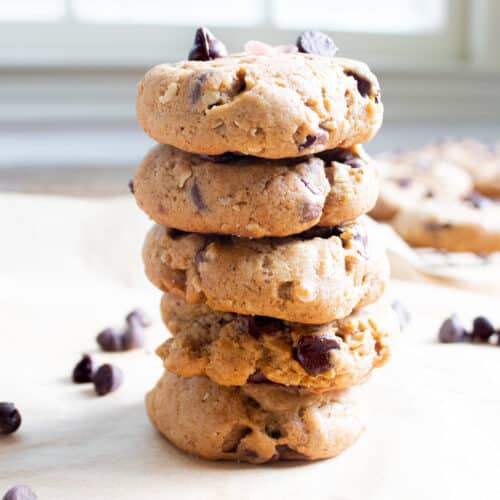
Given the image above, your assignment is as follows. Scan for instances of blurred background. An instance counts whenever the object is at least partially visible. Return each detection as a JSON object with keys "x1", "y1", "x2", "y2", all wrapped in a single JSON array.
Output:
[{"x1": 0, "y1": 0, "x2": 499, "y2": 194}]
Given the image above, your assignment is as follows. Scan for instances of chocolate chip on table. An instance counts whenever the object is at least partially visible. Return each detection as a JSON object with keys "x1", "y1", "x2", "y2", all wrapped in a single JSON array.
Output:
[
  {"x1": 471, "y1": 316, "x2": 495, "y2": 342},
  {"x1": 463, "y1": 192, "x2": 491, "y2": 209},
  {"x1": 2, "y1": 485, "x2": 37, "y2": 500},
  {"x1": 438, "y1": 315, "x2": 466, "y2": 343},
  {"x1": 122, "y1": 319, "x2": 145, "y2": 351},
  {"x1": 344, "y1": 70, "x2": 372, "y2": 97},
  {"x1": 391, "y1": 300, "x2": 411, "y2": 330},
  {"x1": 96, "y1": 327, "x2": 124, "y2": 352},
  {"x1": 297, "y1": 30, "x2": 338, "y2": 57},
  {"x1": 0, "y1": 402, "x2": 22, "y2": 435},
  {"x1": 188, "y1": 27, "x2": 228, "y2": 61},
  {"x1": 93, "y1": 364, "x2": 123, "y2": 396},
  {"x1": 72, "y1": 354, "x2": 94, "y2": 383},
  {"x1": 294, "y1": 336, "x2": 340, "y2": 375},
  {"x1": 126, "y1": 308, "x2": 151, "y2": 328}
]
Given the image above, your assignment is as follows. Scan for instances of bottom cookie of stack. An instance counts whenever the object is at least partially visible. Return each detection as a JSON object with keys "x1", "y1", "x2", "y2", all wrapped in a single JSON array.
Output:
[{"x1": 146, "y1": 371, "x2": 364, "y2": 464}]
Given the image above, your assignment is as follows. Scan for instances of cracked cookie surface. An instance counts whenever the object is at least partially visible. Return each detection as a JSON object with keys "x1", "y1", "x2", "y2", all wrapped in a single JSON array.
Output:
[
  {"x1": 133, "y1": 144, "x2": 379, "y2": 237},
  {"x1": 157, "y1": 294, "x2": 397, "y2": 391},
  {"x1": 136, "y1": 53, "x2": 383, "y2": 158},
  {"x1": 146, "y1": 371, "x2": 363, "y2": 463},
  {"x1": 142, "y1": 216, "x2": 389, "y2": 323}
]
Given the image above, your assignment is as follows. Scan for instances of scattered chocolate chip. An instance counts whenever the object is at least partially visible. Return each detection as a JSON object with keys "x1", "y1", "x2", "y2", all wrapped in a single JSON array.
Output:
[
  {"x1": 122, "y1": 320, "x2": 145, "y2": 351},
  {"x1": 2, "y1": 485, "x2": 37, "y2": 500},
  {"x1": 345, "y1": 70, "x2": 372, "y2": 97},
  {"x1": 396, "y1": 178, "x2": 412, "y2": 188},
  {"x1": 301, "y1": 203, "x2": 322, "y2": 223},
  {"x1": 471, "y1": 316, "x2": 495, "y2": 342},
  {"x1": 317, "y1": 147, "x2": 363, "y2": 168},
  {"x1": 0, "y1": 403, "x2": 21, "y2": 435},
  {"x1": 93, "y1": 364, "x2": 123, "y2": 396},
  {"x1": 298, "y1": 225, "x2": 344, "y2": 240},
  {"x1": 188, "y1": 27, "x2": 227, "y2": 61},
  {"x1": 463, "y1": 192, "x2": 491, "y2": 209},
  {"x1": 298, "y1": 134, "x2": 317, "y2": 151},
  {"x1": 297, "y1": 31, "x2": 338, "y2": 57},
  {"x1": 425, "y1": 222, "x2": 452, "y2": 231},
  {"x1": 127, "y1": 179, "x2": 134, "y2": 194},
  {"x1": 294, "y1": 336, "x2": 340, "y2": 375},
  {"x1": 247, "y1": 370, "x2": 269, "y2": 384},
  {"x1": 126, "y1": 308, "x2": 150, "y2": 328},
  {"x1": 438, "y1": 315, "x2": 466, "y2": 343},
  {"x1": 391, "y1": 300, "x2": 410, "y2": 330},
  {"x1": 96, "y1": 327, "x2": 124, "y2": 352},
  {"x1": 190, "y1": 181, "x2": 208, "y2": 211},
  {"x1": 199, "y1": 152, "x2": 244, "y2": 163},
  {"x1": 72, "y1": 354, "x2": 94, "y2": 383}
]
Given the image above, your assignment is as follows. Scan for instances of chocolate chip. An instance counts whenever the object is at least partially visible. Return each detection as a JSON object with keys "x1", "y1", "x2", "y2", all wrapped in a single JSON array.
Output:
[
  {"x1": 396, "y1": 178, "x2": 412, "y2": 188},
  {"x1": 463, "y1": 192, "x2": 491, "y2": 209},
  {"x1": 122, "y1": 320, "x2": 145, "y2": 351},
  {"x1": 265, "y1": 424, "x2": 282, "y2": 439},
  {"x1": 190, "y1": 181, "x2": 208, "y2": 211},
  {"x1": 438, "y1": 315, "x2": 466, "y2": 343},
  {"x1": 126, "y1": 309, "x2": 150, "y2": 328},
  {"x1": 471, "y1": 316, "x2": 495, "y2": 342},
  {"x1": 93, "y1": 364, "x2": 123, "y2": 396},
  {"x1": 247, "y1": 370, "x2": 269, "y2": 383},
  {"x1": 96, "y1": 327, "x2": 123, "y2": 352},
  {"x1": 188, "y1": 27, "x2": 227, "y2": 61},
  {"x1": 391, "y1": 300, "x2": 410, "y2": 331},
  {"x1": 317, "y1": 148, "x2": 363, "y2": 168},
  {"x1": 297, "y1": 31, "x2": 338, "y2": 57},
  {"x1": 238, "y1": 316, "x2": 286, "y2": 339},
  {"x1": 72, "y1": 354, "x2": 94, "y2": 383},
  {"x1": 294, "y1": 336, "x2": 340, "y2": 375},
  {"x1": 199, "y1": 152, "x2": 243, "y2": 163},
  {"x1": 424, "y1": 189, "x2": 435, "y2": 198},
  {"x1": 298, "y1": 134, "x2": 317, "y2": 151},
  {"x1": 345, "y1": 70, "x2": 372, "y2": 97},
  {"x1": 2, "y1": 485, "x2": 37, "y2": 500},
  {"x1": 425, "y1": 222, "x2": 452, "y2": 231},
  {"x1": 301, "y1": 203, "x2": 322, "y2": 223},
  {"x1": 0, "y1": 403, "x2": 21, "y2": 435},
  {"x1": 128, "y1": 179, "x2": 134, "y2": 194}
]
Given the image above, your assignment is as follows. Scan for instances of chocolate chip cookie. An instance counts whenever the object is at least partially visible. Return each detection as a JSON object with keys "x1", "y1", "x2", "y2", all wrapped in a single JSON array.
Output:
[
  {"x1": 142, "y1": 217, "x2": 389, "y2": 323},
  {"x1": 157, "y1": 293, "x2": 397, "y2": 391},
  {"x1": 370, "y1": 155, "x2": 473, "y2": 221},
  {"x1": 136, "y1": 53, "x2": 382, "y2": 158},
  {"x1": 391, "y1": 198, "x2": 500, "y2": 253},
  {"x1": 133, "y1": 144, "x2": 379, "y2": 237},
  {"x1": 146, "y1": 371, "x2": 363, "y2": 463}
]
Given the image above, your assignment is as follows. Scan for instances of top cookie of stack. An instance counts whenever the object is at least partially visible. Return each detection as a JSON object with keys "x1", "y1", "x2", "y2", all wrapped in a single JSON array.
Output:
[{"x1": 134, "y1": 29, "x2": 383, "y2": 238}]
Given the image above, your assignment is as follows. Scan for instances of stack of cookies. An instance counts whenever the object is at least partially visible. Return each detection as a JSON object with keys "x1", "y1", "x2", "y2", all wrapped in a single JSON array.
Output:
[{"x1": 132, "y1": 28, "x2": 399, "y2": 463}]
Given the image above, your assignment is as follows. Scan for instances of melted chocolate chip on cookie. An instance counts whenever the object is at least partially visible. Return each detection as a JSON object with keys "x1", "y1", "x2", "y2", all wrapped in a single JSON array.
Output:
[
  {"x1": 345, "y1": 70, "x2": 372, "y2": 97},
  {"x1": 294, "y1": 336, "x2": 340, "y2": 375}
]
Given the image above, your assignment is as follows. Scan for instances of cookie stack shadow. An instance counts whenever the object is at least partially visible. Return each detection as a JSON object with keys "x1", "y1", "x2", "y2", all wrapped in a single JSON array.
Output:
[{"x1": 132, "y1": 30, "x2": 399, "y2": 464}]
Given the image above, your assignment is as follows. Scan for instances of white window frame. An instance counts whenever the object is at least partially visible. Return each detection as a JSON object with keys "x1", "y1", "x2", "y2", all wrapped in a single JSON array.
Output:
[{"x1": 0, "y1": 0, "x2": 483, "y2": 69}]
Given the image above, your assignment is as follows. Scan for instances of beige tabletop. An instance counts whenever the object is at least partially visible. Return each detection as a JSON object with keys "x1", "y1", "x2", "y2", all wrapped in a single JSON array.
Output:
[{"x1": 0, "y1": 191, "x2": 499, "y2": 500}]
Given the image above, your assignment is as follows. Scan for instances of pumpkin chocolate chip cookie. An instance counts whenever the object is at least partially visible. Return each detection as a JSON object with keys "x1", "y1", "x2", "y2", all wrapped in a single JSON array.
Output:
[
  {"x1": 146, "y1": 371, "x2": 364, "y2": 463},
  {"x1": 157, "y1": 293, "x2": 397, "y2": 391},
  {"x1": 133, "y1": 144, "x2": 379, "y2": 237},
  {"x1": 142, "y1": 217, "x2": 389, "y2": 324}
]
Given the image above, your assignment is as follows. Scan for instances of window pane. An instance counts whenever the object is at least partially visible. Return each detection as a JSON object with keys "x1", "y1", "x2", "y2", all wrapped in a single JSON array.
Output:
[
  {"x1": 272, "y1": 0, "x2": 448, "y2": 33},
  {"x1": 0, "y1": 0, "x2": 65, "y2": 21},
  {"x1": 72, "y1": 0, "x2": 264, "y2": 26}
]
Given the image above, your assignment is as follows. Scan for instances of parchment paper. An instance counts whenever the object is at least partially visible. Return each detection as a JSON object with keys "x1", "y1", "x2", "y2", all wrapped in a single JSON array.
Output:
[{"x1": 1, "y1": 193, "x2": 500, "y2": 500}]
